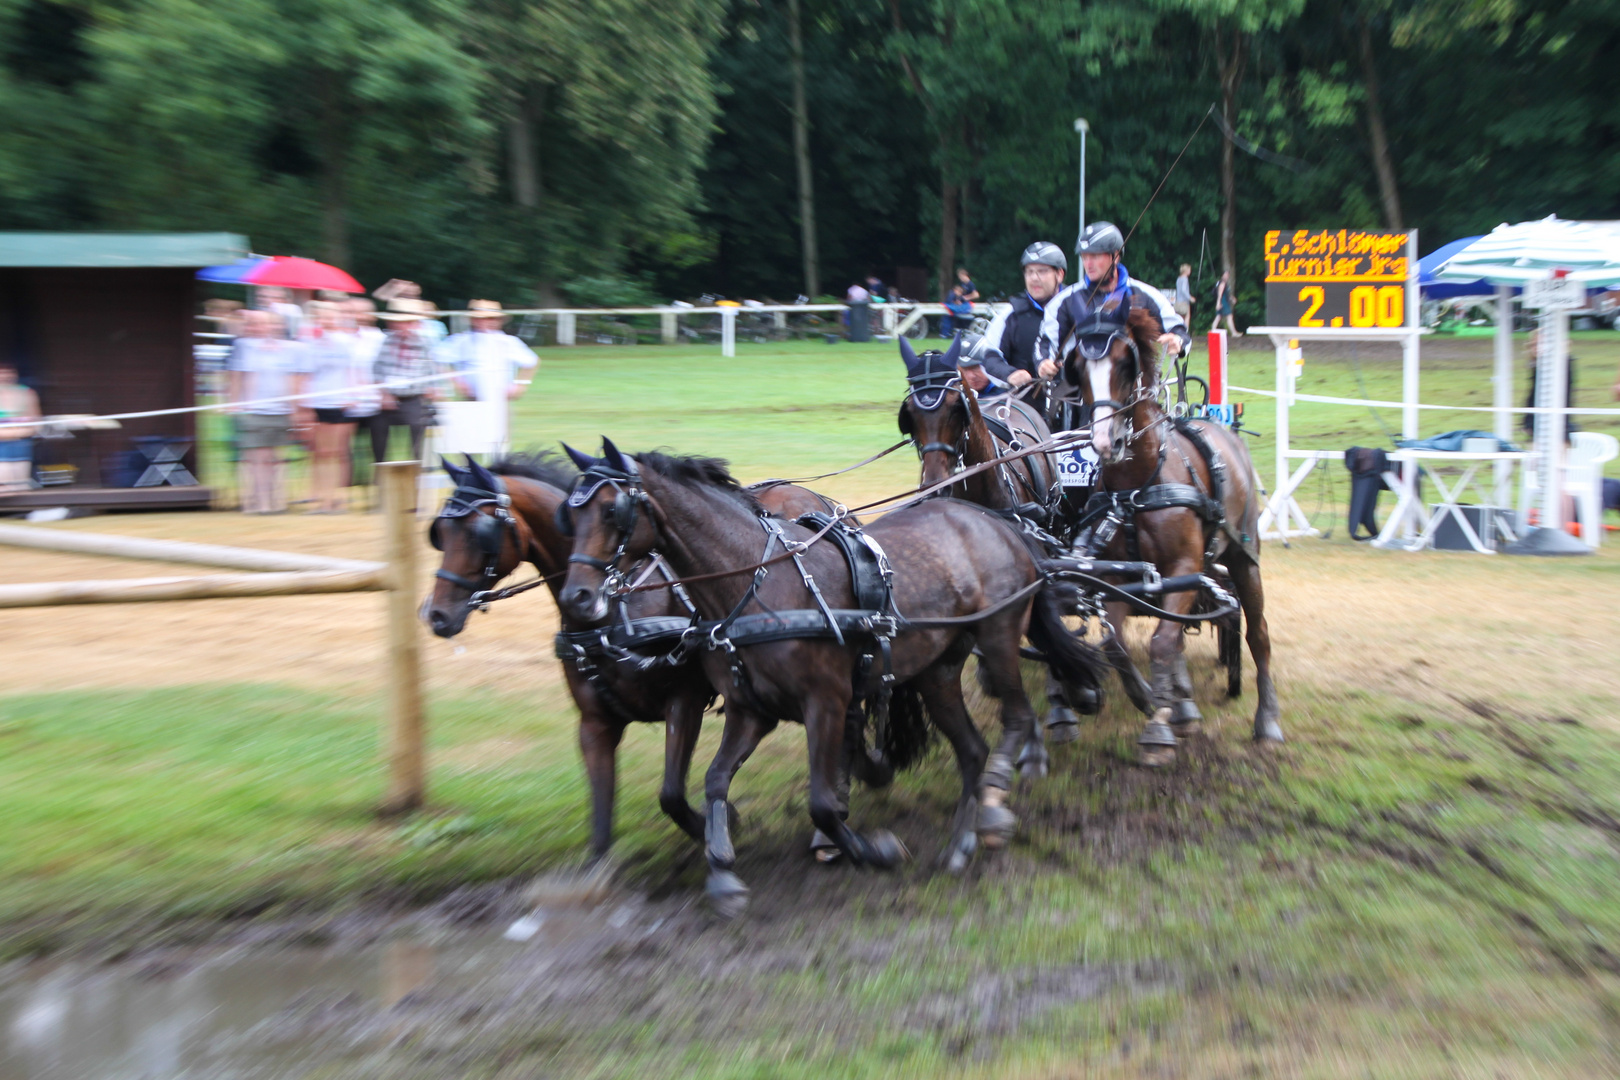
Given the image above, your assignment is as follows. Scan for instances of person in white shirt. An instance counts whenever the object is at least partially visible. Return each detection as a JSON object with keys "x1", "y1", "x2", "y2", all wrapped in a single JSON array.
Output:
[
  {"x1": 230, "y1": 309, "x2": 311, "y2": 513},
  {"x1": 436, "y1": 299, "x2": 536, "y2": 448},
  {"x1": 300, "y1": 301, "x2": 363, "y2": 512},
  {"x1": 343, "y1": 297, "x2": 390, "y2": 478}
]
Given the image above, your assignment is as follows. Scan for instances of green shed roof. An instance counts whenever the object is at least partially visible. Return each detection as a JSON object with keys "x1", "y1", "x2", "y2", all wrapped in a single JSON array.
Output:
[{"x1": 0, "y1": 232, "x2": 249, "y2": 268}]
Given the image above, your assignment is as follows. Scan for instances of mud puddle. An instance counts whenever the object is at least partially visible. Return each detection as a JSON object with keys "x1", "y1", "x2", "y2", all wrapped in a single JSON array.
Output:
[{"x1": 0, "y1": 900, "x2": 644, "y2": 1080}]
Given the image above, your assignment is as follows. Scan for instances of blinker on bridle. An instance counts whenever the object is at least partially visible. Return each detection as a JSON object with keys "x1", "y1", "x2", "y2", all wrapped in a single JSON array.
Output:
[
  {"x1": 431, "y1": 474, "x2": 517, "y2": 595},
  {"x1": 559, "y1": 462, "x2": 646, "y2": 577}
]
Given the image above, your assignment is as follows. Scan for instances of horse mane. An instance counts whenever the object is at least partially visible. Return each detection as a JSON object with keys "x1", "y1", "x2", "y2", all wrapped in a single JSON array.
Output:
[
  {"x1": 490, "y1": 449, "x2": 577, "y2": 491},
  {"x1": 1126, "y1": 297, "x2": 1165, "y2": 391},
  {"x1": 635, "y1": 451, "x2": 763, "y2": 513}
]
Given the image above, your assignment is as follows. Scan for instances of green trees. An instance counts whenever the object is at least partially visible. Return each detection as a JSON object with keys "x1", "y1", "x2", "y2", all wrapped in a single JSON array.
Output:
[{"x1": 1, "y1": 0, "x2": 1617, "y2": 308}]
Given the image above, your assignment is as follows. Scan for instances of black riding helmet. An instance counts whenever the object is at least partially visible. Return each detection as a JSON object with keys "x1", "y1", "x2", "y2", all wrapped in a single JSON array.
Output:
[
  {"x1": 1020, "y1": 241, "x2": 1067, "y2": 272},
  {"x1": 1075, "y1": 221, "x2": 1125, "y2": 256}
]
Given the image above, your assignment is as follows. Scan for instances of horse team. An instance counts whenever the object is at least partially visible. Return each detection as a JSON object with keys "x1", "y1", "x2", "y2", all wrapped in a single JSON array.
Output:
[{"x1": 424, "y1": 289, "x2": 1280, "y2": 913}]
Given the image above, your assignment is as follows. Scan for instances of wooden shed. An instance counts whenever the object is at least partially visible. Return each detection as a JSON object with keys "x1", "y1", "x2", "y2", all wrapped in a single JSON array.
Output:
[{"x1": 0, "y1": 232, "x2": 247, "y2": 510}]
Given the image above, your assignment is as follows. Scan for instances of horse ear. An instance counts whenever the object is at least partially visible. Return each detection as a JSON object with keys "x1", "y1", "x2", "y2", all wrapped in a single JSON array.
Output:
[
  {"x1": 442, "y1": 456, "x2": 464, "y2": 483},
  {"x1": 899, "y1": 336, "x2": 922, "y2": 377},
  {"x1": 942, "y1": 331, "x2": 963, "y2": 368},
  {"x1": 561, "y1": 442, "x2": 596, "y2": 472},
  {"x1": 469, "y1": 458, "x2": 499, "y2": 492},
  {"x1": 600, "y1": 437, "x2": 631, "y2": 474}
]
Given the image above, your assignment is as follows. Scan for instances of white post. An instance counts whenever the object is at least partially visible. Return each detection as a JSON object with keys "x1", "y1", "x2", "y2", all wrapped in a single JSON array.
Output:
[
  {"x1": 1539, "y1": 308, "x2": 1569, "y2": 531},
  {"x1": 661, "y1": 311, "x2": 677, "y2": 344},
  {"x1": 1493, "y1": 284, "x2": 1515, "y2": 499},
  {"x1": 882, "y1": 306, "x2": 896, "y2": 338},
  {"x1": 1402, "y1": 230, "x2": 1420, "y2": 443},
  {"x1": 557, "y1": 312, "x2": 576, "y2": 347},
  {"x1": 1274, "y1": 335, "x2": 1289, "y2": 505},
  {"x1": 721, "y1": 309, "x2": 736, "y2": 357}
]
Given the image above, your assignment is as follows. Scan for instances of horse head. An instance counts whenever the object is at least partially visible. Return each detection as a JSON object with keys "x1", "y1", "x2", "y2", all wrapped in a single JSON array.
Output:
[
  {"x1": 1072, "y1": 295, "x2": 1163, "y2": 465},
  {"x1": 557, "y1": 438, "x2": 656, "y2": 625},
  {"x1": 421, "y1": 455, "x2": 544, "y2": 637},
  {"x1": 898, "y1": 334, "x2": 969, "y2": 486}
]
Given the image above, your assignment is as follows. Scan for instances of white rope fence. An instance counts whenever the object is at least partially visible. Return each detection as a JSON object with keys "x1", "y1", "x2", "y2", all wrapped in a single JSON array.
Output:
[
  {"x1": 1228, "y1": 383, "x2": 1620, "y2": 416},
  {"x1": 0, "y1": 371, "x2": 462, "y2": 430}
]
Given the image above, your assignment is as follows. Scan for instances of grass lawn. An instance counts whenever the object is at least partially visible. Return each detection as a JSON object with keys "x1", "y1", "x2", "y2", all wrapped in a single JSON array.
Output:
[{"x1": 4, "y1": 332, "x2": 1620, "y2": 1076}]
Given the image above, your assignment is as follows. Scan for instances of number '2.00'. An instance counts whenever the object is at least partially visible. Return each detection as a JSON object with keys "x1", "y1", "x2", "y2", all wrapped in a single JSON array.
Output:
[{"x1": 1295, "y1": 284, "x2": 1403, "y2": 327}]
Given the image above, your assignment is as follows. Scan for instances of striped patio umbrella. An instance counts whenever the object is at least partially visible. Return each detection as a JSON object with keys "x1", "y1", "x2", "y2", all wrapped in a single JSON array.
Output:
[{"x1": 1433, "y1": 216, "x2": 1620, "y2": 285}]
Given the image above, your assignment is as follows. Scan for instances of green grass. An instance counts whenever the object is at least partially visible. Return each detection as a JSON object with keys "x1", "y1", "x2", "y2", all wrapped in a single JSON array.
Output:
[{"x1": 11, "y1": 333, "x2": 1620, "y2": 1076}]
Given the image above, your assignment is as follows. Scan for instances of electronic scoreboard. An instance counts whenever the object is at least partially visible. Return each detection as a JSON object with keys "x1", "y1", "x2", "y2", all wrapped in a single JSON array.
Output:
[{"x1": 1263, "y1": 229, "x2": 1412, "y2": 329}]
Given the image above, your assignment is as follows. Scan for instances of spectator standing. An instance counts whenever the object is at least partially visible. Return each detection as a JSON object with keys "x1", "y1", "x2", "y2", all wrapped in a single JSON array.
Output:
[
  {"x1": 344, "y1": 298, "x2": 389, "y2": 476},
  {"x1": 255, "y1": 286, "x2": 303, "y2": 339},
  {"x1": 955, "y1": 267, "x2": 980, "y2": 303},
  {"x1": 1211, "y1": 271, "x2": 1240, "y2": 336},
  {"x1": 229, "y1": 309, "x2": 310, "y2": 513},
  {"x1": 0, "y1": 359, "x2": 41, "y2": 492},
  {"x1": 943, "y1": 284, "x2": 973, "y2": 336},
  {"x1": 301, "y1": 301, "x2": 360, "y2": 513},
  {"x1": 436, "y1": 300, "x2": 537, "y2": 448},
  {"x1": 1174, "y1": 264, "x2": 1193, "y2": 326},
  {"x1": 374, "y1": 298, "x2": 441, "y2": 461}
]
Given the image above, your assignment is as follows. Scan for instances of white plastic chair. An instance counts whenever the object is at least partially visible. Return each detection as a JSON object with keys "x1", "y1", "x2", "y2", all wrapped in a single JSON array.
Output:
[{"x1": 1567, "y1": 431, "x2": 1618, "y2": 547}]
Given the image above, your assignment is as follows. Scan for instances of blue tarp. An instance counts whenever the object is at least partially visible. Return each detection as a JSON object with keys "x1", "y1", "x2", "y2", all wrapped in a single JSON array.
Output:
[{"x1": 1418, "y1": 235, "x2": 1507, "y2": 299}]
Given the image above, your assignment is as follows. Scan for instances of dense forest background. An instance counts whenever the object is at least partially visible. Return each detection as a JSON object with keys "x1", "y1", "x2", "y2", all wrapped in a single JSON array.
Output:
[{"x1": 1, "y1": 0, "x2": 1616, "y2": 322}]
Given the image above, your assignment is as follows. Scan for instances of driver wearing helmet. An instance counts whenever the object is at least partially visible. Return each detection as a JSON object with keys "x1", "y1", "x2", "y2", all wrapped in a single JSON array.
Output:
[
  {"x1": 958, "y1": 241, "x2": 1068, "y2": 403},
  {"x1": 1037, "y1": 221, "x2": 1189, "y2": 381}
]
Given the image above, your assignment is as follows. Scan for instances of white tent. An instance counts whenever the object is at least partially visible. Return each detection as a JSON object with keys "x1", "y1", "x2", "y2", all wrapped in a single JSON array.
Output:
[{"x1": 1433, "y1": 216, "x2": 1620, "y2": 553}]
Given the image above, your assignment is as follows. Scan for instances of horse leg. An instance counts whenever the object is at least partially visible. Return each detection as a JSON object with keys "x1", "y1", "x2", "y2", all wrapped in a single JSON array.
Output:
[
  {"x1": 1102, "y1": 601, "x2": 1175, "y2": 766},
  {"x1": 658, "y1": 687, "x2": 708, "y2": 846},
  {"x1": 701, "y1": 705, "x2": 776, "y2": 916},
  {"x1": 804, "y1": 694, "x2": 908, "y2": 871},
  {"x1": 808, "y1": 701, "x2": 868, "y2": 864},
  {"x1": 912, "y1": 661, "x2": 989, "y2": 873},
  {"x1": 1041, "y1": 673, "x2": 1081, "y2": 747},
  {"x1": 973, "y1": 614, "x2": 1040, "y2": 850},
  {"x1": 577, "y1": 710, "x2": 625, "y2": 862},
  {"x1": 1228, "y1": 554, "x2": 1282, "y2": 743}
]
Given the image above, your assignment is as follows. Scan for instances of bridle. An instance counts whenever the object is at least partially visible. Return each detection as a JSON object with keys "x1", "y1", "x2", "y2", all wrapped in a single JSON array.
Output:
[
  {"x1": 901, "y1": 362, "x2": 966, "y2": 463},
  {"x1": 555, "y1": 460, "x2": 649, "y2": 593},
  {"x1": 430, "y1": 475, "x2": 519, "y2": 596}
]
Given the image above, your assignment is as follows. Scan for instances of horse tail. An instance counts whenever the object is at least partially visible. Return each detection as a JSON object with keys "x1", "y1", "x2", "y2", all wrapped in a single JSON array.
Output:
[
  {"x1": 868, "y1": 682, "x2": 932, "y2": 775},
  {"x1": 1026, "y1": 579, "x2": 1107, "y2": 694}
]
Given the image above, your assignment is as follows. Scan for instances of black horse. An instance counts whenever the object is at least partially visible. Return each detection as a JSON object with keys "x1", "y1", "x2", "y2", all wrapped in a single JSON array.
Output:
[
  {"x1": 422, "y1": 454, "x2": 853, "y2": 862},
  {"x1": 558, "y1": 441, "x2": 1108, "y2": 911}
]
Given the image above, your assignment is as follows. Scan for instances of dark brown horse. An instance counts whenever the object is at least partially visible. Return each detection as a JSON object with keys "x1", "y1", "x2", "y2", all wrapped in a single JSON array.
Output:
[
  {"x1": 422, "y1": 454, "x2": 843, "y2": 862},
  {"x1": 1067, "y1": 296, "x2": 1282, "y2": 764},
  {"x1": 895, "y1": 337, "x2": 1110, "y2": 758},
  {"x1": 558, "y1": 441, "x2": 1107, "y2": 912}
]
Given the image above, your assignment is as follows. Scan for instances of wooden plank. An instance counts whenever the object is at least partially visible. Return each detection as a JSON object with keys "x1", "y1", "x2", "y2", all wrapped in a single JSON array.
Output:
[
  {"x1": 377, "y1": 461, "x2": 425, "y2": 816},
  {"x1": 0, "y1": 522, "x2": 382, "y2": 574},
  {"x1": 0, "y1": 567, "x2": 386, "y2": 608}
]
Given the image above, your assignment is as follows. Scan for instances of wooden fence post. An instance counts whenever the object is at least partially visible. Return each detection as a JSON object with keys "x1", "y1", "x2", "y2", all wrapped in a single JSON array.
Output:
[{"x1": 377, "y1": 460, "x2": 425, "y2": 815}]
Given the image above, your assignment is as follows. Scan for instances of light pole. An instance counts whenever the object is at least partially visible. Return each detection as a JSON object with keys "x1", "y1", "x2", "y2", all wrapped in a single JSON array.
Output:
[{"x1": 1074, "y1": 117, "x2": 1089, "y2": 249}]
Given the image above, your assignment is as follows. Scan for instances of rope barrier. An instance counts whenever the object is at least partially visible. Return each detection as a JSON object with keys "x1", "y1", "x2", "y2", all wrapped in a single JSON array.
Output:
[
  {"x1": 0, "y1": 371, "x2": 463, "y2": 430},
  {"x1": 1228, "y1": 383, "x2": 1620, "y2": 416}
]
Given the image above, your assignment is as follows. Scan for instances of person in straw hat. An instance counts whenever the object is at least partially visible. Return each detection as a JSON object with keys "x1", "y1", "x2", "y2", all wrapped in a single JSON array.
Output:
[
  {"x1": 373, "y1": 297, "x2": 443, "y2": 461},
  {"x1": 437, "y1": 299, "x2": 537, "y2": 407}
]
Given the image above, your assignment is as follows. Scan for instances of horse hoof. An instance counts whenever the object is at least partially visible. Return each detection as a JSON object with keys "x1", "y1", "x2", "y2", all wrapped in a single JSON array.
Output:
[
  {"x1": 809, "y1": 828, "x2": 842, "y2": 864},
  {"x1": 1254, "y1": 717, "x2": 1284, "y2": 744},
  {"x1": 977, "y1": 804, "x2": 1018, "y2": 850},
  {"x1": 867, "y1": 829, "x2": 911, "y2": 869},
  {"x1": 1071, "y1": 687, "x2": 1102, "y2": 715},
  {"x1": 1016, "y1": 742, "x2": 1049, "y2": 780},
  {"x1": 942, "y1": 832, "x2": 978, "y2": 875},
  {"x1": 1140, "y1": 744, "x2": 1177, "y2": 768},
  {"x1": 1044, "y1": 705, "x2": 1081, "y2": 744},
  {"x1": 706, "y1": 870, "x2": 749, "y2": 918},
  {"x1": 1171, "y1": 699, "x2": 1202, "y2": 735}
]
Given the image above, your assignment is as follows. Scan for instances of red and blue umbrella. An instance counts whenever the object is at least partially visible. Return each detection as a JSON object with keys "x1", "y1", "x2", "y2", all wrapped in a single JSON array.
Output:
[{"x1": 197, "y1": 255, "x2": 364, "y2": 293}]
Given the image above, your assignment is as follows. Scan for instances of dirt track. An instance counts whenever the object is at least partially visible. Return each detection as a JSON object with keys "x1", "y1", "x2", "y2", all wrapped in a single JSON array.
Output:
[{"x1": 3, "y1": 509, "x2": 1617, "y2": 737}]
